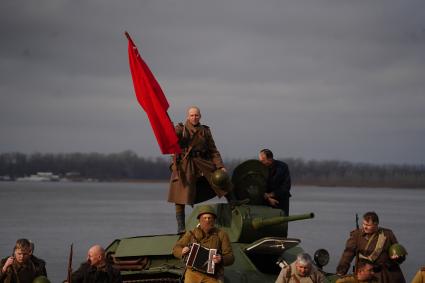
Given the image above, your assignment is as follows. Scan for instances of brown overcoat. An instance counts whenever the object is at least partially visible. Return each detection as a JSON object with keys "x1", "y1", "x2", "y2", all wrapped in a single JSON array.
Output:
[
  {"x1": 336, "y1": 228, "x2": 405, "y2": 283},
  {"x1": 168, "y1": 121, "x2": 228, "y2": 205}
]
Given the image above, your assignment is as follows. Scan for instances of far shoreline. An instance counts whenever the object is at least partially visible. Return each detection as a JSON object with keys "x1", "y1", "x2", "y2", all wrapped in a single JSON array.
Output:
[{"x1": 100, "y1": 179, "x2": 425, "y2": 189}]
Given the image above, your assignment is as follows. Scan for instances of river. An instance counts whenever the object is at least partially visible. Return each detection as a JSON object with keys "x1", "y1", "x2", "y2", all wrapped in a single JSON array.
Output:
[{"x1": 0, "y1": 181, "x2": 423, "y2": 282}]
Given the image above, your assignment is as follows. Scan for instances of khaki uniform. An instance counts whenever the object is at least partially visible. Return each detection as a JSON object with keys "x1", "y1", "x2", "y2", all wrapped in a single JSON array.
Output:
[
  {"x1": 168, "y1": 121, "x2": 228, "y2": 205},
  {"x1": 173, "y1": 226, "x2": 234, "y2": 283},
  {"x1": 411, "y1": 267, "x2": 425, "y2": 283},
  {"x1": 275, "y1": 262, "x2": 326, "y2": 283},
  {"x1": 0, "y1": 256, "x2": 47, "y2": 283},
  {"x1": 336, "y1": 228, "x2": 405, "y2": 283},
  {"x1": 336, "y1": 274, "x2": 378, "y2": 283}
]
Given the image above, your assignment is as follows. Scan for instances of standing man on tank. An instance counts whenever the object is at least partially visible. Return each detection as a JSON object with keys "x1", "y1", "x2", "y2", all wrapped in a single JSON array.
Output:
[
  {"x1": 336, "y1": 211, "x2": 406, "y2": 283},
  {"x1": 169, "y1": 106, "x2": 234, "y2": 234},
  {"x1": 258, "y1": 149, "x2": 292, "y2": 216}
]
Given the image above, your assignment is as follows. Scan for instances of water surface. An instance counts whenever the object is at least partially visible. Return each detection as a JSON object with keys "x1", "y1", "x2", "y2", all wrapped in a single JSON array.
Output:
[{"x1": 0, "y1": 182, "x2": 423, "y2": 282}]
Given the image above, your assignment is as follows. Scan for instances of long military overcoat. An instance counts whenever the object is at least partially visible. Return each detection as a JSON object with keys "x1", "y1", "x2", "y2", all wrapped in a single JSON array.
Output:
[
  {"x1": 336, "y1": 228, "x2": 406, "y2": 283},
  {"x1": 168, "y1": 121, "x2": 227, "y2": 205}
]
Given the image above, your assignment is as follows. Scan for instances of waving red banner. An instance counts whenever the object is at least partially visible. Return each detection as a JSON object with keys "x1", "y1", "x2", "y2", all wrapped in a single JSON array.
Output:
[{"x1": 125, "y1": 32, "x2": 181, "y2": 154}]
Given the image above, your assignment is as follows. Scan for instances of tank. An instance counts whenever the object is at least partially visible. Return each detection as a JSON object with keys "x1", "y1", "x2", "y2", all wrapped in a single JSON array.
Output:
[{"x1": 105, "y1": 159, "x2": 338, "y2": 283}]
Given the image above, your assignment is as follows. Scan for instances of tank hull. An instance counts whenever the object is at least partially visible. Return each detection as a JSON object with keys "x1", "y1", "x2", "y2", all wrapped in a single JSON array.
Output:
[{"x1": 105, "y1": 234, "x2": 309, "y2": 283}]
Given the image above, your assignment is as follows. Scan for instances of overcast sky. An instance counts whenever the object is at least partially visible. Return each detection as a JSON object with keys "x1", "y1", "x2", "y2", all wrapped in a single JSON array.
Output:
[{"x1": 1, "y1": 0, "x2": 424, "y2": 164}]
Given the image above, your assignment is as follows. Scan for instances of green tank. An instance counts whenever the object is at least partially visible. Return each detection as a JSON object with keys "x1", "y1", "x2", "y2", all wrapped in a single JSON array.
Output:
[{"x1": 105, "y1": 159, "x2": 338, "y2": 283}]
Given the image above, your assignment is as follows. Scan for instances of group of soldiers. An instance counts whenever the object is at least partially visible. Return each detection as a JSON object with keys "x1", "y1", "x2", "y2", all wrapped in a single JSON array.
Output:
[
  {"x1": 275, "y1": 211, "x2": 411, "y2": 283},
  {"x1": 0, "y1": 239, "x2": 121, "y2": 283},
  {"x1": 166, "y1": 106, "x2": 419, "y2": 283},
  {"x1": 1, "y1": 106, "x2": 422, "y2": 283}
]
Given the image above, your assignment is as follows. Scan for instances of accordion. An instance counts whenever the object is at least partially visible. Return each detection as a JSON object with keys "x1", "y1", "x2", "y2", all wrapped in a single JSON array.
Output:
[{"x1": 184, "y1": 243, "x2": 217, "y2": 274}]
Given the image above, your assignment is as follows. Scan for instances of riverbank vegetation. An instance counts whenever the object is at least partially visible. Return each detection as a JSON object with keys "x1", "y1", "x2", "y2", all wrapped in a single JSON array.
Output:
[{"x1": 0, "y1": 151, "x2": 424, "y2": 188}]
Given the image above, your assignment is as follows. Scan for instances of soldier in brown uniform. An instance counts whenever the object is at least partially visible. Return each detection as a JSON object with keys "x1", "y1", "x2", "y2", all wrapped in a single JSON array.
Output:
[
  {"x1": 0, "y1": 239, "x2": 47, "y2": 283},
  {"x1": 336, "y1": 212, "x2": 406, "y2": 283},
  {"x1": 169, "y1": 106, "x2": 232, "y2": 233},
  {"x1": 336, "y1": 260, "x2": 378, "y2": 283},
  {"x1": 173, "y1": 205, "x2": 235, "y2": 283}
]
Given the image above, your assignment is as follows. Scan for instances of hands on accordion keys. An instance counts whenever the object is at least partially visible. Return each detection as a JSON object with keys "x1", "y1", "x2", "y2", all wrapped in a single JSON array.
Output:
[{"x1": 183, "y1": 243, "x2": 219, "y2": 274}]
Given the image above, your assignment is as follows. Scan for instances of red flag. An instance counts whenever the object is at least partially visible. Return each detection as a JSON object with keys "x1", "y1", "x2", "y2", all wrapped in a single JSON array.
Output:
[{"x1": 125, "y1": 32, "x2": 181, "y2": 154}]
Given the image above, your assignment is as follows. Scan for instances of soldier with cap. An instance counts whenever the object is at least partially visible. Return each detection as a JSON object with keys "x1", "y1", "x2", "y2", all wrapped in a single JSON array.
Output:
[
  {"x1": 173, "y1": 205, "x2": 235, "y2": 283},
  {"x1": 336, "y1": 212, "x2": 406, "y2": 283},
  {"x1": 275, "y1": 252, "x2": 325, "y2": 283},
  {"x1": 0, "y1": 238, "x2": 47, "y2": 283},
  {"x1": 169, "y1": 106, "x2": 242, "y2": 234}
]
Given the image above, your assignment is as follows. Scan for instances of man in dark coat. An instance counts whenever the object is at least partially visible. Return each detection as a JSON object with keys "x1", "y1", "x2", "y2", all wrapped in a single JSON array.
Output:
[
  {"x1": 336, "y1": 212, "x2": 406, "y2": 283},
  {"x1": 0, "y1": 239, "x2": 47, "y2": 283},
  {"x1": 69, "y1": 245, "x2": 121, "y2": 283},
  {"x1": 258, "y1": 149, "x2": 292, "y2": 216},
  {"x1": 168, "y1": 106, "x2": 231, "y2": 233}
]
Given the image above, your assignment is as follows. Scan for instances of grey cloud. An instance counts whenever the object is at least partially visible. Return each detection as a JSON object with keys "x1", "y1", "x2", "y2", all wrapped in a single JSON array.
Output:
[{"x1": 1, "y1": 0, "x2": 425, "y2": 164}]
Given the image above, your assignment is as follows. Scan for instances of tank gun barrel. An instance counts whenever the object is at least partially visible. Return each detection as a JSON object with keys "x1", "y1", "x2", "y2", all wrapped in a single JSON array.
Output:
[{"x1": 251, "y1": 212, "x2": 315, "y2": 230}]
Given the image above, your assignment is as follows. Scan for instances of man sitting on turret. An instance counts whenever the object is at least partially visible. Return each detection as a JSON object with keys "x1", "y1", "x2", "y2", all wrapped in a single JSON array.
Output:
[{"x1": 258, "y1": 149, "x2": 291, "y2": 216}]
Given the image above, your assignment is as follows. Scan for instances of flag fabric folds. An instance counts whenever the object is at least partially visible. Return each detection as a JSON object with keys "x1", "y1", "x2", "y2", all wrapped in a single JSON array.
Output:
[{"x1": 125, "y1": 32, "x2": 181, "y2": 154}]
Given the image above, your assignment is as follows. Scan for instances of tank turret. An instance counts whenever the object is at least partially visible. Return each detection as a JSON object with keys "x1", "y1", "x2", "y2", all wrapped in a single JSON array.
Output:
[{"x1": 187, "y1": 204, "x2": 314, "y2": 243}]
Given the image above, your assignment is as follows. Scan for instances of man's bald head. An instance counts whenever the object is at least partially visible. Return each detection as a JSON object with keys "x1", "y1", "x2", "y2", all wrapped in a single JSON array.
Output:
[
  {"x1": 87, "y1": 245, "x2": 106, "y2": 267},
  {"x1": 186, "y1": 106, "x2": 201, "y2": 126}
]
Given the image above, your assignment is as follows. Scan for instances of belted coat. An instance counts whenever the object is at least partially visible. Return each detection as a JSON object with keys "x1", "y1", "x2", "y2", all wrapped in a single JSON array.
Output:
[{"x1": 168, "y1": 121, "x2": 228, "y2": 205}]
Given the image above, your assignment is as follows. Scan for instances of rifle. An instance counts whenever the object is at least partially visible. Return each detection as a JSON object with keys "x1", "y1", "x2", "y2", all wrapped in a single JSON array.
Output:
[
  {"x1": 354, "y1": 214, "x2": 360, "y2": 273},
  {"x1": 67, "y1": 244, "x2": 73, "y2": 283}
]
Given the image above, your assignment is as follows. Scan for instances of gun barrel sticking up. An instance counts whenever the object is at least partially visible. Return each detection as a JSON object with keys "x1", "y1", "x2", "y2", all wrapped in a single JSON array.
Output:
[{"x1": 67, "y1": 243, "x2": 73, "y2": 283}]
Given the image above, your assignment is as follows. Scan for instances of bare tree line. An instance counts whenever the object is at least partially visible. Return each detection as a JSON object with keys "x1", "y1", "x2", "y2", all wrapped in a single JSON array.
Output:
[{"x1": 0, "y1": 151, "x2": 424, "y2": 188}]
